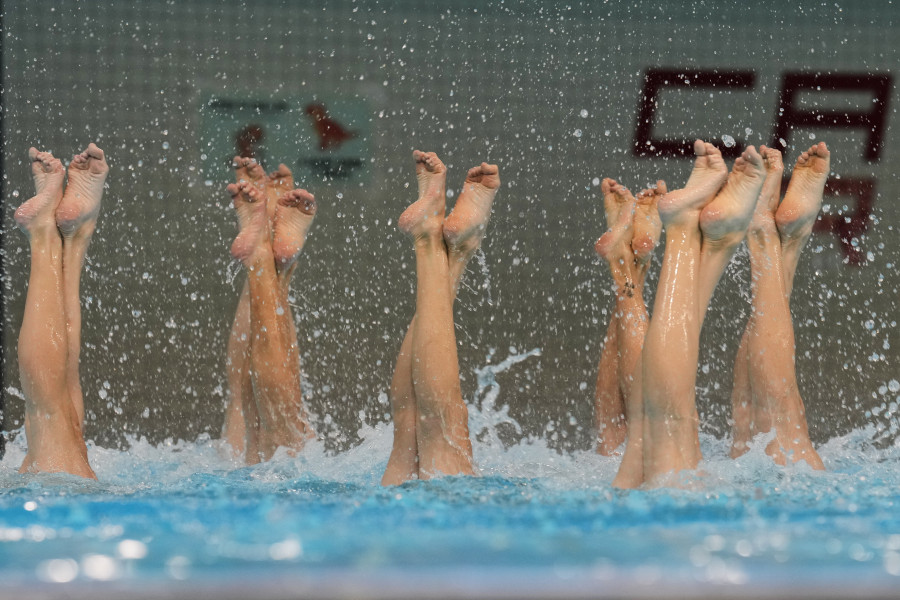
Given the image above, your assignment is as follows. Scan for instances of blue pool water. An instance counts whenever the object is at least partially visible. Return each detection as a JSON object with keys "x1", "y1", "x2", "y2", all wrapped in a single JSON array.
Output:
[{"x1": 1, "y1": 359, "x2": 899, "y2": 598}]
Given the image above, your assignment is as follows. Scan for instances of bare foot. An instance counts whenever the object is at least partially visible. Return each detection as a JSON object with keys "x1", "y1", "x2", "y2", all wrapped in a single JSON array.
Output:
[
  {"x1": 15, "y1": 148, "x2": 65, "y2": 234},
  {"x1": 632, "y1": 181, "x2": 665, "y2": 274},
  {"x1": 443, "y1": 162, "x2": 501, "y2": 256},
  {"x1": 657, "y1": 140, "x2": 727, "y2": 227},
  {"x1": 399, "y1": 150, "x2": 446, "y2": 240},
  {"x1": 56, "y1": 143, "x2": 109, "y2": 237},
  {"x1": 748, "y1": 146, "x2": 784, "y2": 233},
  {"x1": 272, "y1": 189, "x2": 317, "y2": 269},
  {"x1": 699, "y1": 145, "x2": 766, "y2": 244},
  {"x1": 233, "y1": 155, "x2": 267, "y2": 186},
  {"x1": 776, "y1": 142, "x2": 830, "y2": 241},
  {"x1": 228, "y1": 181, "x2": 269, "y2": 265},
  {"x1": 266, "y1": 163, "x2": 294, "y2": 219},
  {"x1": 595, "y1": 179, "x2": 636, "y2": 279}
]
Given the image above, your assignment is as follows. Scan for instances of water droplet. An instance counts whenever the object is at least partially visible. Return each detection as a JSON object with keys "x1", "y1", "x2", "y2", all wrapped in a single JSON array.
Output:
[
  {"x1": 579, "y1": 109, "x2": 589, "y2": 118},
  {"x1": 162, "y1": 142, "x2": 170, "y2": 150},
  {"x1": 721, "y1": 134, "x2": 736, "y2": 148},
  {"x1": 889, "y1": 380, "x2": 900, "y2": 393},
  {"x1": 573, "y1": 129, "x2": 583, "y2": 138}
]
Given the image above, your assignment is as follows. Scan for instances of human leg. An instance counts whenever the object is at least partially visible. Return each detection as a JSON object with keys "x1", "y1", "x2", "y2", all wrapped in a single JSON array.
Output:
[
  {"x1": 595, "y1": 180, "x2": 649, "y2": 488},
  {"x1": 594, "y1": 181, "x2": 626, "y2": 455},
  {"x1": 744, "y1": 146, "x2": 823, "y2": 469},
  {"x1": 730, "y1": 143, "x2": 828, "y2": 458},
  {"x1": 383, "y1": 157, "x2": 498, "y2": 484},
  {"x1": 400, "y1": 151, "x2": 474, "y2": 478},
  {"x1": 696, "y1": 146, "x2": 766, "y2": 323},
  {"x1": 641, "y1": 141, "x2": 727, "y2": 484},
  {"x1": 16, "y1": 148, "x2": 94, "y2": 478},
  {"x1": 229, "y1": 181, "x2": 312, "y2": 462},
  {"x1": 56, "y1": 144, "x2": 108, "y2": 428}
]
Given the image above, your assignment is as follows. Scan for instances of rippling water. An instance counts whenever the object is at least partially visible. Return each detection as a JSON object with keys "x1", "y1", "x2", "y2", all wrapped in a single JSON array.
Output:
[{"x1": 1, "y1": 354, "x2": 899, "y2": 598}]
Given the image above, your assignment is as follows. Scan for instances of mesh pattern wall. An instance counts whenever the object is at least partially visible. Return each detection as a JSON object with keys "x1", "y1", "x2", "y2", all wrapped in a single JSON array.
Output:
[{"x1": 3, "y1": 1, "x2": 899, "y2": 450}]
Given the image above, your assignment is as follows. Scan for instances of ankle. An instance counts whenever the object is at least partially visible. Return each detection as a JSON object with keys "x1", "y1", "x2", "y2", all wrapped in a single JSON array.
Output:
[{"x1": 413, "y1": 231, "x2": 445, "y2": 252}]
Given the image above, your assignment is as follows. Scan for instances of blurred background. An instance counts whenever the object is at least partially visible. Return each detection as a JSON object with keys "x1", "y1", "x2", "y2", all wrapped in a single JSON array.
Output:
[{"x1": 2, "y1": 0, "x2": 897, "y2": 455}]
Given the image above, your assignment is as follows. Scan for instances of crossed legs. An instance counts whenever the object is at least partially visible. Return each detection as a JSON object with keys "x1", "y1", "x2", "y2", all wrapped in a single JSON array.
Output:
[
  {"x1": 15, "y1": 145, "x2": 108, "y2": 479},
  {"x1": 224, "y1": 160, "x2": 316, "y2": 463},
  {"x1": 382, "y1": 151, "x2": 500, "y2": 485}
]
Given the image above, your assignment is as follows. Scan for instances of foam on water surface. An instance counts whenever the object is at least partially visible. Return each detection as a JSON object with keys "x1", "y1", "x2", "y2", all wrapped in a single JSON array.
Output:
[{"x1": 1, "y1": 351, "x2": 899, "y2": 597}]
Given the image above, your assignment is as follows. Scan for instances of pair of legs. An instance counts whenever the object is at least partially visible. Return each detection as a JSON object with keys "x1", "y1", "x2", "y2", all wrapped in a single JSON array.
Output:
[
  {"x1": 222, "y1": 158, "x2": 317, "y2": 464},
  {"x1": 597, "y1": 140, "x2": 768, "y2": 487},
  {"x1": 15, "y1": 144, "x2": 108, "y2": 479},
  {"x1": 381, "y1": 151, "x2": 500, "y2": 485},
  {"x1": 729, "y1": 144, "x2": 829, "y2": 468},
  {"x1": 593, "y1": 179, "x2": 663, "y2": 488}
]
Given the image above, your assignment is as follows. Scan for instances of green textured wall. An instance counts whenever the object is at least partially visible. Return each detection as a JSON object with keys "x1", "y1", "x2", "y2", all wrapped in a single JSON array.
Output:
[{"x1": 2, "y1": 1, "x2": 898, "y2": 452}]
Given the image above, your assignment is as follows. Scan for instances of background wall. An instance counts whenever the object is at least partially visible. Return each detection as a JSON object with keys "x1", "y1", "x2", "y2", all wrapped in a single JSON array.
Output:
[{"x1": 2, "y1": 1, "x2": 898, "y2": 453}]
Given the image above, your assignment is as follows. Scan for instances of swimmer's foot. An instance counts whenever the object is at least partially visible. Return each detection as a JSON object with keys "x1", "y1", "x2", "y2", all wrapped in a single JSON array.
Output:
[
  {"x1": 233, "y1": 155, "x2": 267, "y2": 186},
  {"x1": 699, "y1": 145, "x2": 766, "y2": 247},
  {"x1": 266, "y1": 163, "x2": 294, "y2": 220},
  {"x1": 56, "y1": 144, "x2": 109, "y2": 238},
  {"x1": 748, "y1": 146, "x2": 785, "y2": 234},
  {"x1": 595, "y1": 179, "x2": 637, "y2": 286},
  {"x1": 228, "y1": 181, "x2": 269, "y2": 265},
  {"x1": 776, "y1": 142, "x2": 829, "y2": 261},
  {"x1": 272, "y1": 188, "x2": 317, "y2": 272},
  {"x1": 657, "y1": 140, "x2": 728, "y2": 227},
  {"x1": 444, "y1": 162, "x2": 501, "y2": 256},
  {"x1": 15, "y1": 148, "x2": 65, "y2": 236},
  {"x1": 399, "y1": 150, "x2": 446, "y2": 241},
  {"x1": 632, "y1": 181, "x2": 665, "y2": 278}
]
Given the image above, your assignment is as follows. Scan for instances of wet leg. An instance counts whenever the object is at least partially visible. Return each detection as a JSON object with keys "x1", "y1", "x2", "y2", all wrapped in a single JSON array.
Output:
[
  {"x1": 731, "y1": 144, "x2": 828, "y2": 458},
  {"x1": 594, "y1": 180, "x2": 626, "y2": 455},
  {"x1": 383, "y1": 151, "x2": 448, "y2": 485},
  {"x1": 400, "y1": 151, "x2": 473, "y2": 478},
  {"x1": 222, "y1": 157, "x2": 267, "y2": 458},
  {"x1": 594, "y1": 317, "x2": 625, "y2": 455},
  {"x1": 229, "y1": 181, "x2": 312, "y2": 462},
  {"x1": 596, "y1": 181, "x2": 647, "y2": 488},
  {"x1": 383, "y1": 157, "x2": 498, "y2": 483},
  {"x1": 642, "y1": 141, "x2": 726, "y2": 484},
  {"x1": 55, "y1": 144, "x2": 109, "y2": 428},
  {"x1": 744, "y1": 146, "x2": 823, "y2": 469},
  {"x1": 697, "y1": 145, "x2": 766, "y2": 322},
  {"x1": 730, "y1": 148, "x2": 784, "y2": 456},
  {"x1": 16, "y1": 148, "x2": 94, "y2": 478},
  {"x1": 222, "y1": 282, "x2": 258, "y2": 459}
]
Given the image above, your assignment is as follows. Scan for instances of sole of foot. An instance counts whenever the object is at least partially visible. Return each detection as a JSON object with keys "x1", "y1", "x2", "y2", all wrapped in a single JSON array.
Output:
[
  {"x1": 273, "y1": 189, "x2": 317, "y2": 267},
  {"x1": 443, "y1": 162, "x2": 501, "y2": 256},
  {"x1": 632, "y1": 181, "x2": 665, "y2": 268},
  {"x1": 658, "y1": 140, "x2": 728, "y2": 227},
  {"x1": 775, "y1": 142, "x2": 830, "y2": 241},
  {"x1": 699, "y1": 145, "x2": 766, "y2": 243},
  {"x1": 399, "y1": 150, "x2": 447, "y2": 239},
  {"x1": 15, "y1": 148, "x2": 65, "y2": 234},
  {"x1": 595, "y1": 179, "x2": 636, "y2": 267},
  {"x1": 56, "y1": 143, "x2": 109, "y2": 237},
  {"x1": 748, "y1": 146, "x2": 786, "y2": 231},
  {"x1": 228, "y1": 181, "x2": 269, "y2": 264}
]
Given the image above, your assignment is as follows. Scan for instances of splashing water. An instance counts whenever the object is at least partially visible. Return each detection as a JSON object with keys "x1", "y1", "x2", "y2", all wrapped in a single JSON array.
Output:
[{"x1": 0, "y1": 350, "x2": 899, "y2": 597}]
